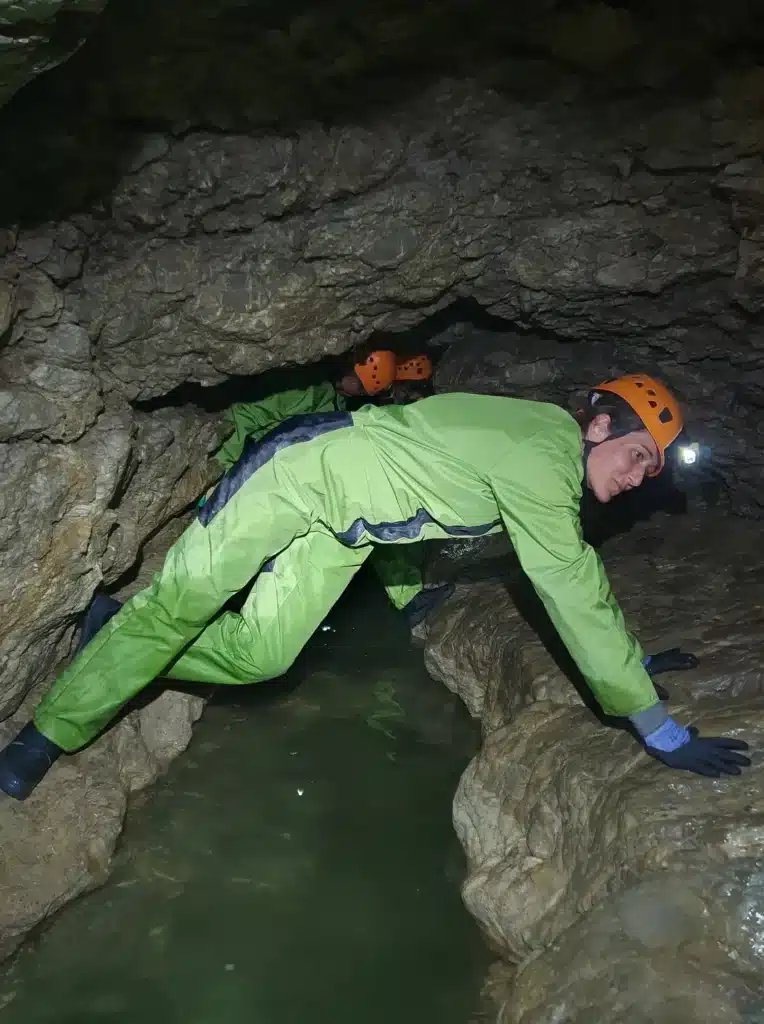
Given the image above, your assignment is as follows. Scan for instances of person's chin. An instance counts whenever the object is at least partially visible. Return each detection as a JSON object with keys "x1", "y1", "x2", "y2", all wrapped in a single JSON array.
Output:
[{"x1": 594, "y1": 482, "x2": 613, "y2": 503}]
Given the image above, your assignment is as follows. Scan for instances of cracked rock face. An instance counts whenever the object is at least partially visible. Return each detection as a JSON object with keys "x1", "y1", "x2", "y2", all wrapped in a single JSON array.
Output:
[
  {"x1": 75, "y1": 74, "x2": 764, "y2": 426},
  {"x1": 0, "y1": 403, "x2": 223, "y2": 720},
  {"x1": 424, "y1": 513, "x2": 764, "y2": 1022},
  {"x1": 0, "y1": 234, "x2": 223, "y2": 958}
]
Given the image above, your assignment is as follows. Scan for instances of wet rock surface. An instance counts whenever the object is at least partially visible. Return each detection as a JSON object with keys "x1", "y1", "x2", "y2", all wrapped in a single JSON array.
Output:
[
  {"x1": 0, "y1": 688, "x2": 203, "y2": 964},
  {"x1": 0, "y1": 1, "x2": 106, "y2": 112},
  {"x1": 495, "y1": 860, "x2": 764, "y2": 1024},
  {"x1": 423, "y1": 513, "x2": 764, "y2": 1021},
  {"x1": 0, "y1": 519, "x2": 206, "y2": 963}
]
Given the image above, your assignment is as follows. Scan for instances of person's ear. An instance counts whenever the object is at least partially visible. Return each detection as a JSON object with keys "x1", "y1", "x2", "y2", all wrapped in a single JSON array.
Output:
[{"x1": 585, "y1": 412, "x2": 612, "y2": 443}]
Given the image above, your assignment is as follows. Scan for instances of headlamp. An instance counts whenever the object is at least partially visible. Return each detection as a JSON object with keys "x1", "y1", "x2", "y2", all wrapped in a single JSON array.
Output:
[{"x1": 676, "y1": 442, "x2": 700, "y2": 467}]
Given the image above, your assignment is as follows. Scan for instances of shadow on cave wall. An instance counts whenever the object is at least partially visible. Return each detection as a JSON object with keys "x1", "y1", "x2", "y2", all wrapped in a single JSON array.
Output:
[
  {"x1": 1, "y1": 0, "x2": 763, "y2": 227},
  {"x1": 132, "y1": 297, "x2": 504, "y2": 413}
]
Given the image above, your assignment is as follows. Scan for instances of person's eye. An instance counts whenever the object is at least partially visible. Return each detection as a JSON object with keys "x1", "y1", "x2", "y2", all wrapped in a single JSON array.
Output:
[{"x1": 634, "y1": 449, "x2": 645, "y2": 462}]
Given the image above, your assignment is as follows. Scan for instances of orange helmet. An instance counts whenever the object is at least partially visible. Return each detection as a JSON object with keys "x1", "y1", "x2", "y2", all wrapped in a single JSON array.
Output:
[
  {"x1": 354, "y1": 350, "x2": 396, "y2": 396},
  {"x1": 591, "y1": 373, "x2": 684, "y2": 475},
  {"x1": 395, "y1": 354, "x2": 433, "y2": 382}
]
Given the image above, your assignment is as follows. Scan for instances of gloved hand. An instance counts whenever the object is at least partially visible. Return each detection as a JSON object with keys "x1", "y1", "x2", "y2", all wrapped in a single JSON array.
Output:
[
  {"x1": 642, "y1": 648, "x2": 698, "y2": 702},
  {"x1": 643, "y1": 717, "x2": 750, "y2": 778},
  {"x1": 643, "y1": 648, "x2": 699, "y2": 677}
]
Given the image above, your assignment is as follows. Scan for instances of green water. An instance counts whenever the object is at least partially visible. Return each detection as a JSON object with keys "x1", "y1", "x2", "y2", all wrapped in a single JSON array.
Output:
[{"x1": 0, "y1": 572, "x2": 488, "y2": 1022}]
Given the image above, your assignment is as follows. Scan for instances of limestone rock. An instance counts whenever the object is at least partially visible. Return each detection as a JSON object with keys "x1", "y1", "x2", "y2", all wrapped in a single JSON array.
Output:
[
  {"x1": 496, "y1": 858, "x2": 764, "y2": 1023},
  {"x1": 455, "y1": 700, "x2": 762, "y2": 963},
  {"x1": 0, "y1": 687, "x2": 203, "y2": 964},
  {"x1": 47, "y1": 73, "x2": 752, "y2": 445},
  {"x1": 0, "y1": 263, "x2": 102, "y2": 444},
  {"x1": 425, "y1": 514, "x2": 764, "y2": 729},
  {"x1": 0, "y1": 414, "x2": 130, "y2": 720},
  {"x1": 423, "y1": 514, "x2": 764, "y2": 1021},
  {"x1": 98, "y1": 406, "x2": 224, "y2": 583},
  {"x1": 0, "y1": 406, "x2": 221, "y2": 722},
  {"x1": 424, "y1": 580, "x2": 522, "y2": 722}
]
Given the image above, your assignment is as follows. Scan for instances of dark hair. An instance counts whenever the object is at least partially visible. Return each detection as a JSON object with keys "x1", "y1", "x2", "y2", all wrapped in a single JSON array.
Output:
[
  {"x1": 392, "y1": 379, "x2": 434, "y2": 402},
  {"x1": 574, "y1": 392, "x2": 644, "y2": 436}
]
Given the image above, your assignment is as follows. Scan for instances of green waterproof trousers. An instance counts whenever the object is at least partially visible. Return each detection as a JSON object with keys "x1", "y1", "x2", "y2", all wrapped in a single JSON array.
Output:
[
  {"x1": 213, "y1": 382, "x2": 423, "y2": 612},
  {"x1": 34, "y1": 394, "x2": 659, "y2": 751}
]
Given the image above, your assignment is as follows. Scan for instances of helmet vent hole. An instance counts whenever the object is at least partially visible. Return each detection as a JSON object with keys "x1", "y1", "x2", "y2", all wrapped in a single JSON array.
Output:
[{"x1": 658, "y1": 407, "x2": 673, "y2": 423}]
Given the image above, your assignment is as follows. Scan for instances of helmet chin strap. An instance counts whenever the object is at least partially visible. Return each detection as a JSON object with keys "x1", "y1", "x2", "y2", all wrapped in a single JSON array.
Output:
[
  {"x1": 582, "y1": 438, "x2": 597, "y2": 477},
  {"x1": 581, "y1": 395, "x2": 604, "y2": 483},
  {"x1": 581, "y1": 428, "x2": 631, "y2": 483}
]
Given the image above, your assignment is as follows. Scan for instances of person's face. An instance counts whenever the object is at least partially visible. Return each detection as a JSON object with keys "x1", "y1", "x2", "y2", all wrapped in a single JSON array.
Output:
[
  {"x1": 584, "y1": 414, "x2": 660, "y2": 502},
  {"x1": 336, "y1": 372, "x2": 364, "y2": 397}
]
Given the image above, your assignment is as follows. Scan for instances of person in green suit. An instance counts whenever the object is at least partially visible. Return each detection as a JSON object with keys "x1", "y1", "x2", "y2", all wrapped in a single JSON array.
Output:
[
  {"x1": 0, "y1": 373, "x2": 749, "y2": 800},
  {"x1": 208, "y1": 348, "x2": 447, "y2": 627}
]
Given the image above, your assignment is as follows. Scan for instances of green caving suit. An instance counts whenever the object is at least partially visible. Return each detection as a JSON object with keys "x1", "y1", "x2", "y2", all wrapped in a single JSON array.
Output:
[
  {"x1": 34, "y1": 393, "x2": 657, "y2": 752},
  {"x1": 213, "y1": 382, "x2": 425, "y2": 614}
]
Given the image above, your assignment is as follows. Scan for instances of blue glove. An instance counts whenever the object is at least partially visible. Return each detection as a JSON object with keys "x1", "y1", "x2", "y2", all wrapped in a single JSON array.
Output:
[{"x1": 643, "y1": 717, "x2": 750, "y2": 778}]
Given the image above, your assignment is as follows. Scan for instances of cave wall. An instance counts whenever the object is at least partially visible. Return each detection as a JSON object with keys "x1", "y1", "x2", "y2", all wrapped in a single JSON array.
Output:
[
  {"x1": 68, "y1": 73, "x2": 764, "y2": 410},
  {"x1": 2, "y1": 0, "x2": 764, "y2": 970}
]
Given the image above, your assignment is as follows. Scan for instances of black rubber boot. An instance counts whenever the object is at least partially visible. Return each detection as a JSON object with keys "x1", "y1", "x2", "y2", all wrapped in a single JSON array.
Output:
[
  {"x1": 402, "y1": 582, "x2": 456, "y2": 629},
  {"x1": 0, "y1": 723, "x2": 63, "y2": 801},
  {"x1": 76, "y1": 593, "x2": 123, "y2": 654}
]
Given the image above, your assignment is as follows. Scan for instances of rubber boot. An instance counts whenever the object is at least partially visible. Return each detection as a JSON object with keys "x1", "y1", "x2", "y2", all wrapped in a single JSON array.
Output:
[
  {"x1": 0, "y1": 723, "x2": 63, "y2": 801},
  {"x1": 75, "y1": 593, "x2": 123, "y2": 654},
  {"x1": 402, "y1": 582, "x2": 456, "y2": 629}
]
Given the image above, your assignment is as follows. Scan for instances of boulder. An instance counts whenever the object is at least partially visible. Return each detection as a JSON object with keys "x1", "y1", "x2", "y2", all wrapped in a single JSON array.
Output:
[{"x1": 424, "y1": 513, "x2": 764, "y2": 1021}]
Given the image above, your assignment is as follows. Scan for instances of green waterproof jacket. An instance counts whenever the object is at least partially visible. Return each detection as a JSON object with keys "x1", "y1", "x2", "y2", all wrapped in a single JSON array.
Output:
[
  {"x1": 341, "y1": 395, "x2": 655, "y2": 718},
  {"x1": 213, "y1": 388, "x2": 655, "y2": 717},
  {"x1": 215, "y1": 382, "x2": 343, "y2": 471}
]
